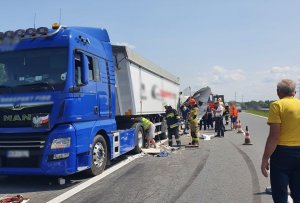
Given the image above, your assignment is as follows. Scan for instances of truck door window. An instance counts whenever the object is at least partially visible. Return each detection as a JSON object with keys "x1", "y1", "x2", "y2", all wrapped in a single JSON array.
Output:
[
  {"x1": 87, "y1": 56, "x2": 100, "y2": 81},
  {"x1": 75, "y1": 52, "x2": 100, "y2": 84},
  {"x1": 93, "y1": 58, "x2": 100, "y2": 81},
  {"x1": 87, "y1": 56, "x2": 94, "y2": 81},
  {"x1": 75, "y1": 53, "x2": 83, "y2": 85}
]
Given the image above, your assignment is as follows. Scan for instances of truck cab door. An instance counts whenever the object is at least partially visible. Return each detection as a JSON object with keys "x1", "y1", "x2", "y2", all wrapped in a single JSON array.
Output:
[{"x1": 74, "y1": 52, "x2": 98, "y2": 120}]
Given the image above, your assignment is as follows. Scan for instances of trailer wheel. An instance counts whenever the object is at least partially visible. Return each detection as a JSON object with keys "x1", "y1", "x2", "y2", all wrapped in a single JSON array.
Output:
[
  {"x1": 86, "y1": 135, "x2": 107, "y2": 176},
  {"x1": 132, "y1": 123, "x2": 144, "y2": 153}
]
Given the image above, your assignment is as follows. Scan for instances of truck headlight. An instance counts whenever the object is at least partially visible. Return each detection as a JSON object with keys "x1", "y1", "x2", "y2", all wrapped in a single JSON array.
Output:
[{"x1": 51, "y1": 137, "x2": 71, "y2": 149}]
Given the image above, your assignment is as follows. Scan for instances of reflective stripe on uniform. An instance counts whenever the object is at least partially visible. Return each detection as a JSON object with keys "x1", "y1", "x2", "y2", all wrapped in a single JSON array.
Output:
[
  {"x1": 188, "y1": 107, "x2": 199, "y2": 122},
  {"x1": 141, "y1": 117, "x2": 152, "y2": 130},
  {"x1": 167, "y1": 112, "x2": 175, "y2": 118},
  {"x1": 170, "y1": 123, "x2": 179, "y2": 128}
]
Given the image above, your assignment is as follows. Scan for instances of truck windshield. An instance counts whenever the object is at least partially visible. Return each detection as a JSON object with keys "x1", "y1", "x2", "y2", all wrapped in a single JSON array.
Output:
[{"x1": 0, "y1": 48, "x2": 68, "y2": 93}]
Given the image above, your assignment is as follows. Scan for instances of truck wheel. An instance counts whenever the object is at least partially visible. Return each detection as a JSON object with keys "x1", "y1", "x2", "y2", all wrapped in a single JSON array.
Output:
[
  {"x1": 86, "y1": 135, "x2": 107, "y2": 176},
  {"x1": 132, "y1": 123, "x2": 144, "y2": 153}
]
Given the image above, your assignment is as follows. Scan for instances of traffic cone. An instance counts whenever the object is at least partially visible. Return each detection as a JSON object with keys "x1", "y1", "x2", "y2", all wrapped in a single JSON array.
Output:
[
  {"x1": 236, "y1": 120, "x2": 244, "y2": 133},
  {"x1": 243, "y1": 126, "x2": 253, "y2": 145}
]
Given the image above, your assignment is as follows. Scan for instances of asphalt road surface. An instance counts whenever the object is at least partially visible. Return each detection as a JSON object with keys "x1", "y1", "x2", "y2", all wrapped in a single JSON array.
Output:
[{"x1": 0, "y1": 112, "x2": 276, "y2": 203}]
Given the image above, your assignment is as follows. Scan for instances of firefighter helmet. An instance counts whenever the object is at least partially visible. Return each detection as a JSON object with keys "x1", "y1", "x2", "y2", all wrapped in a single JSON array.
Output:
[{"x1": 188, "y1": 98, "x2": 196, "y2": 106}]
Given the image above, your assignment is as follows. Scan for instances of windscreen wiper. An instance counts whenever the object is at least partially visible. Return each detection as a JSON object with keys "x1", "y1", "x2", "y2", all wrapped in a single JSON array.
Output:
[
  {"x1": 17, "y1": 82, "x2": 55, "y2": 91},
  {"x1": 0, "y1": 85, "x2": 11, "y2": 88}
]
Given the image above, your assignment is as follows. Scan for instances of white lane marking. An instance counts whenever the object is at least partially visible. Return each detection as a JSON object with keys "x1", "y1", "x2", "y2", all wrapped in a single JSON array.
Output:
[
  {"x1": 245, "y1": 112, "x2": 267, "y2": 119},
  {"x1": 46, "y1": 154, "x2": 142, "y2": 203},
  {"x1": 288, "y1": 195, "x2": 293, "y2": 203}
]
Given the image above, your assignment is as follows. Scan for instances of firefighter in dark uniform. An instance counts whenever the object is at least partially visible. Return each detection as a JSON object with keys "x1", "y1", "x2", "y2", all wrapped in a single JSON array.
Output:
[
  {"x1": 164, "y1": 104, "x2": 181, "y2": 147},
  {"x1": 187, "y1": 98, "x2": 200, "y2": 145},
  {"x1": 224, "y1": 103, "x2": 230, "y2": 125}
]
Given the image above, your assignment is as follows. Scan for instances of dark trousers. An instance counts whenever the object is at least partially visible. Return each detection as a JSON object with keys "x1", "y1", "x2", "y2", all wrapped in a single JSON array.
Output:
[
  {"x1": 183, "y1": 119, "x2": 189, "y2": 132},
  {"x1": 207, "y1": 115, "x2": 213, "y2": 128},
  {"x1": 199, "y1": 119, "x2": 208, "y2": 130},
  {"x1": 215, "y1": 116, "x2": 224, "y2": 137},
  {"x1": 168, "y1": 128, "x2": 181, "y2": 146},
  {"x1": 270, "y1": 146, "x2": 300, "y2": 203},
  {"x1": 224, "y1": 115, "x2": 229, "y2": 124}
]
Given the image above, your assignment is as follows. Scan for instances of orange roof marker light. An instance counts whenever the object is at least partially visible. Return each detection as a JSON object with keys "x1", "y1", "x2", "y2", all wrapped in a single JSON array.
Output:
[{"x1": 52, "y1": 23, "x2": 60, "y2": 29}]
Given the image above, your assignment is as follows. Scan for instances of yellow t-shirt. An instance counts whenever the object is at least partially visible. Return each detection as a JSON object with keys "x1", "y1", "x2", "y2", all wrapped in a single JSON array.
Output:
[{"x1": 268, "y1": 97, "x2": 300, "y2": 146}]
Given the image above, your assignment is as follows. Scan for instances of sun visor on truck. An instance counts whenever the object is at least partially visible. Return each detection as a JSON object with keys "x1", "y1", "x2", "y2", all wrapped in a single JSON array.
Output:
[{"x1": 70, "y1": 27, "x2": 110, "y2": 42}]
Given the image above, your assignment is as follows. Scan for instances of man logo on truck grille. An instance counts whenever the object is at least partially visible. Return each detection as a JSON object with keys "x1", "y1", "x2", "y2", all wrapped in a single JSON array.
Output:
[
  {"x1": 12, "y1": 104, "x2": 25, "y2": 110},
  {"x1": 3, "y1": 114, "x2": 32, "y2": 122}
]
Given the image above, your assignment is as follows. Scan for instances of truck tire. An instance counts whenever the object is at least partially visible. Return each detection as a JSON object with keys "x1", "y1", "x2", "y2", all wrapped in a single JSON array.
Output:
[
  {"x1": 132, "y1": 123, "x2": 144, "y2": 153},
  {"x1": 85, "y1": 135, "x2": 107, "y2": 176}
]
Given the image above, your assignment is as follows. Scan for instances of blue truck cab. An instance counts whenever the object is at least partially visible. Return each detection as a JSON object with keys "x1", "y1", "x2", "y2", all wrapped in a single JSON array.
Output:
[{"x1": 0, "y1": 24, "x2": 139, "y2": 176}]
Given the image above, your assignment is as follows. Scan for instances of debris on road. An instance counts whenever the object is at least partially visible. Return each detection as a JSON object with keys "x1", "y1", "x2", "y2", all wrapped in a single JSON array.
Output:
[
  {"x1": 185, "y1": 144, "x2": 200, "y2": 148},
  {"x1": 0, "y1": 195, "x2": 29, "y2": 203},
  {"x1": 265, "y1": 186, "x2": 272, "y2": 194},
  {"x1": 141, "y1": 141, "x2": 184, "y2": 157},
  {"x1": 200, "y1": 134, "x2": 215, "y2": 140},
  {"x1": 155, "y1": 150, "x2": 169, "y2": 157},
  {"x1": 141, "y1": 148, "x2": 160, "y2": 154}
]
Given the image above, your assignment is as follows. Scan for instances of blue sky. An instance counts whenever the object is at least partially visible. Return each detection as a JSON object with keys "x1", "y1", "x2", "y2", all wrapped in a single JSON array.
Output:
[{"x1": 1, "y1": 0, "x2": 300, "y2": 102}]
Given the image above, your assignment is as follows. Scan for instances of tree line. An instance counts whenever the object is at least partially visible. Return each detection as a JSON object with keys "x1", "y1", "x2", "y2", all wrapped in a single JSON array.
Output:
[{"x1": 240, "y1": 100, "x2": 273, "y2": 110}]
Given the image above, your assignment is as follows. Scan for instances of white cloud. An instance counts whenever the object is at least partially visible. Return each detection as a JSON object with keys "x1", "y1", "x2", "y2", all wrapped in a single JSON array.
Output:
[
  {"x1": 114, "y1": 42, "x2": 135, "y2": 49},
  {"x1": 261, "y1": 66, "x2": 300, "y2": 83},
  {"x1": 197, "y1": 65, "x2": 246, "y2": 85},
  {"x1": 191, "y1": 65, "x2": 300, "y2": 101},
  {"x1": 270, "y1": 66, "x2": 300, "y2": 74}
]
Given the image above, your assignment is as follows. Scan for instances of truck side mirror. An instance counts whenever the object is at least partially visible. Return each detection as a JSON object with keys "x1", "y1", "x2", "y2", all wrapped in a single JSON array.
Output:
[{"x1": 81, "y1": 55, "x2": 89, "y2": 85}]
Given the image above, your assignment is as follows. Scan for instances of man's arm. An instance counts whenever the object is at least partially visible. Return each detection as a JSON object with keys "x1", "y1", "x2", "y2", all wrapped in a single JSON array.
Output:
[
  {"x1": 261, "y1": 123, "x2": 280, "y2": 177},
  {"x1": 213, "y1": 105, "x2": 223, "y2": 113}
]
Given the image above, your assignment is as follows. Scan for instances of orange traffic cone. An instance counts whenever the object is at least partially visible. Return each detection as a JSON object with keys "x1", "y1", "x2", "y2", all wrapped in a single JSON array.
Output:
[
  {"x1": 243, "y1": 126, "x2": 253, "y2": 145},
  {"x1": 236, "y1": 120, "x2": 244, "y2": 133}
]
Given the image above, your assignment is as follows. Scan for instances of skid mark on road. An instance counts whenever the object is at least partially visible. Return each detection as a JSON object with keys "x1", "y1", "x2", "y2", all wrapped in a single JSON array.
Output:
[
  {"x1": 229, "y1": 141, "x2": 262, "y2": 203},
  {"x1": 171, "y1": 148, "x2": 210, "y2": 203}
]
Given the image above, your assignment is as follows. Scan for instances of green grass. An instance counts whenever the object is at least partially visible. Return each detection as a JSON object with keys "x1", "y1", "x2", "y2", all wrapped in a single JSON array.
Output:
[{"x1": 245, "y1": 109, "x2": 269, "y2": 118}]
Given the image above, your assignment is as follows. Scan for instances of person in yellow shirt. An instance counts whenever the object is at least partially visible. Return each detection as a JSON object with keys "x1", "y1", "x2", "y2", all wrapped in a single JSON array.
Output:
[
  {"x1": 261, "y1": 79, "x2": 300, "y2": 203},
  {"x1": 136, "y1": 117, "x2": 156, "y2": 149}
]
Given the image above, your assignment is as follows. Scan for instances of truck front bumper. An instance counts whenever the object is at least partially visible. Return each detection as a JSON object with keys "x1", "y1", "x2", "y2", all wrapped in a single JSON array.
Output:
[{"x1": 0, "y1": 124, "x2": 79, "y2": 176}]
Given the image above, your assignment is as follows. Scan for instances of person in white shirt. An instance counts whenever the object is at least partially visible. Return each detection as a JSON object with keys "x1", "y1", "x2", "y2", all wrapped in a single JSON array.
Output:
[{"x1": 212, "y1": 101, "x2": 225, "y2": 137}]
